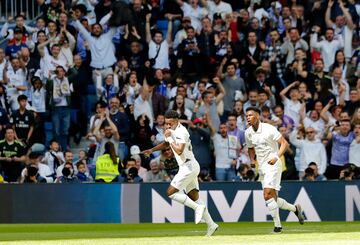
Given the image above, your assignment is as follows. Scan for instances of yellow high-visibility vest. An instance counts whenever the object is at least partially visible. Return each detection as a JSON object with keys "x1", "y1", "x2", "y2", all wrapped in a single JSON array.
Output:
[{"x1": 95, "y1": 154, "x2": 120, "y2": 183}]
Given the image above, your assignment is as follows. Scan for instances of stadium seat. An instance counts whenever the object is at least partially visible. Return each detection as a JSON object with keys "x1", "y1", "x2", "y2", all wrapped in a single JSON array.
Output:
[{"x1": 156, "y1": 20, "x2": 168, "y2": 37}]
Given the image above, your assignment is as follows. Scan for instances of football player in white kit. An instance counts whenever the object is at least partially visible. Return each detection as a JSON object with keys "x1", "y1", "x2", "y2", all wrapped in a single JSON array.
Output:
[
  {"x1": 142, "y1": 110, "x2": 219, "y2": 236},
  {"x1": 245, "y1": 107, "x2": 305, "y2": 233}
]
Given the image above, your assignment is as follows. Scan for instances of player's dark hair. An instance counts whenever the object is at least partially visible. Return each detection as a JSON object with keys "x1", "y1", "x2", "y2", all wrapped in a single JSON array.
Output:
[
  {"x1": 164, "y1": 110, "x2": 179, "y2": 120},
  {"x1": 246, "y1": 106, "x2": 261, "y2": 114}
]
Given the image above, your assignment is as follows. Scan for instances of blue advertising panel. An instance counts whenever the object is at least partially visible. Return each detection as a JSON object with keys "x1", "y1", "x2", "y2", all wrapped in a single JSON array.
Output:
[
  {"x1": 139, "y1": 181, "x2": 360, "y2": 223},
  {"x1": 0, "y1": 184, "x2": 121, "y2": 223}
]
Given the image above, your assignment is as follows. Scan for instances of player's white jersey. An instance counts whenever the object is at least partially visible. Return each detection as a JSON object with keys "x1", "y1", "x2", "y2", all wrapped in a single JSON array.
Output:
[
  {"x1": 245, "y1": 122, "x2": 281, "y2": 169},
  {"x1": 169, "y1": 123, "x2": 197, "y2": 166}
]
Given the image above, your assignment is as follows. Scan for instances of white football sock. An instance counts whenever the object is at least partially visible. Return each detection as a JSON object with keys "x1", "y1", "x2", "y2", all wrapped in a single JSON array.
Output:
[
  {"x1": 277, "y1": 197, "x2": 296, "y2": 212},
  {"x1": 266, "y1": 198, "x2": 281, "y2": 227},
  {"x1": 169, "y1": 192, "x2": 199, "y2": 210},
  {"x1": 196, "y1": 199, "x2": 215, "y2": 226}
]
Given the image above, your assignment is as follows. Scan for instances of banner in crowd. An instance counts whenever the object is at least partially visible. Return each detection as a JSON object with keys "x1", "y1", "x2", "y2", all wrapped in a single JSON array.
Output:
[{"x1": 0, "y1": 181, "x2": 359, "y2": 223}]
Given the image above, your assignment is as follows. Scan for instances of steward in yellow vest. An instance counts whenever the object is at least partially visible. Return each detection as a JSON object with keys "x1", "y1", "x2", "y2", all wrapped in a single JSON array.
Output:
[{"x1": 95, "y1": 154, "x2": 120, "y2": 182}]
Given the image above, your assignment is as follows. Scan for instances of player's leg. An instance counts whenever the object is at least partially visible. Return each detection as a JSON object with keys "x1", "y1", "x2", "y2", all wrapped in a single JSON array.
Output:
[
  {"x1": 167, "y1": 169, "x2": 202, "y2": 214},
  {"x1": 277, "y1": 195, "x2": 304, "y2": 224},
  {"x1": 262, "y1": 163, "x2": 282, "y2": 232},
  {"x1": 187, "y1": 187, "x2": 218, "y2": 236},
  {"x1": 263, "y1": 187, "x2": 282, "y2": 232}
]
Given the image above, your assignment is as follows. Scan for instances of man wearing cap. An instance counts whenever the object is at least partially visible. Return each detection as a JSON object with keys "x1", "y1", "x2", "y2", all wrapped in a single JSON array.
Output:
[
  {"x1": 10, "y1": 95, "x2": 34, "y2": 146},
  {"x1": 245, "y1": 106, "x2": 304, "y2": 233},
  {"x1": 173, "y1": 17, "x2": 192, "y2": 50}
]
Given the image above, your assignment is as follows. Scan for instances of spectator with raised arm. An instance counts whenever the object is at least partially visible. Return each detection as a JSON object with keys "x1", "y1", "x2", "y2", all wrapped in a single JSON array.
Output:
[
  {"x1": 45, "y1": 65, "x2": 72, "y2": 151},
  {"x1": 73, "y1": 10, "x2": 117, "y2": 85},
  {"x1": 145, "y1": 13, "x2": 173, "y2": 70}
]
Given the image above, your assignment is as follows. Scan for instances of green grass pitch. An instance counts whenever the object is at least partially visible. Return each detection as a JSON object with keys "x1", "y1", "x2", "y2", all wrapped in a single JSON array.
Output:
[{"x1": 0, "y1": 222, "x2": 359, "y2": 244}]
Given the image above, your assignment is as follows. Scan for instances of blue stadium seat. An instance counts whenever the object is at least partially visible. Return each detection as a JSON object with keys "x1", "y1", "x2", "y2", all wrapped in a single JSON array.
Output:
[{"x1": 157, "y1": 20, "x2": 168, "y2": 37}]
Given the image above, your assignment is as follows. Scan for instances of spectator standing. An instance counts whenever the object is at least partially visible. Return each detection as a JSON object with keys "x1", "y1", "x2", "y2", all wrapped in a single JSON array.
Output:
[
  {"x1": 45, "y1": 66, "x2": 72, "y2": 151},
  {"x1": 325, "y1": 120, "x2": 355, "y2": 179},
  {"x1": 145, "y1": 13, "x2": 173, "y2": 70},
  {"x1": 310, "y1": 26, "x2": 343, "y2": 72},
  {"x1": 73, "y1": 11, "x2": 117, "y2": 85},
  {"x1": 349, "y1": 121, "x2": 360, "y2": 167},
  {"x1": 209, "y1": 121, "x2": 239, "y2": 181},
  {"x1": 290, "y1": 127, "x2": 327, "y2": 180},
  {"x1": 109, "y1": 97, "x2": 130, "y2": 161}
]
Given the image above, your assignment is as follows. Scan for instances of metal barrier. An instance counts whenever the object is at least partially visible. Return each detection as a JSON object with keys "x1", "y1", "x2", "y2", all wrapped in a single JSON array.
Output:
[{"x1": 0, "y1": 0, "x2": 40, "y2": 22}]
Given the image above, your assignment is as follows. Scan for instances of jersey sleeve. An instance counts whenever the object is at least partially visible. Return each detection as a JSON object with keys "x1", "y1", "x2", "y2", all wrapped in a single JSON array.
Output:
[
  {"x1": 269, "y1": 124, "x2": 282, "y2": 142},
  {"x1": 174, "y1": 128, "x2": 187, "y2": 144}
]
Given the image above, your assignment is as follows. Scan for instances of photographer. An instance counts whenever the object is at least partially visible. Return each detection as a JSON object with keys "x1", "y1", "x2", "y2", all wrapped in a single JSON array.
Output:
[
  {"x1": 20, "y1": 152, "x2": 53, "y2": 183},
  {"x1": 22, "y1": 164, "x2": 47, "y2": 183},
  {"x1": 55, "y1": 161, "x2": 79, "y2": 183},
  {"x1": 233, "y1": 164, "x2": 255, "y2": 182}
]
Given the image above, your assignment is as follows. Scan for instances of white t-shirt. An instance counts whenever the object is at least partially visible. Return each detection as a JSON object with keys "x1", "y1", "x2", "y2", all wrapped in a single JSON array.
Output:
[
  {"x1": 206, "y1": 1, "x2": 232, "y2": 20},
  {"x1": 181, "y1": 2, "x2": 208, "y2": 32},
  {"x1": 0, "y1": 59, "x2": 6, "y2": 82},
  {"x1": 283, "y1": 98, "x2": 302, "y2": 126},
  {"x1": 245, "y1": 122, "x2": 282, "y2": 169},
  {"x1": 148, "y1": 40, "x2": 169, "y2": 70},
  {"x1": 303, "y1": 117, "x2": 325, "y2": 138},
  {"x1": 6, "y1": 68, "x2": 27, "y2": 110},
  {"x1": 41, "y1": 52, "x2": 68, "y2": 80},
  {"x1": 212, "y1": 133, "x2": 234, "y2": 169},
  {"x1": 43, "y1": 151, "x2": 65, "y2": 174},
  {"x1": 349, "y1": 140, "x2": 360, "y2": 167},
  {"x1": 30, "y1": 87, "x2": 46, "y2": 113},
  {"x1": 21, "y1": 163, "x2": 54, "y2": 183}
]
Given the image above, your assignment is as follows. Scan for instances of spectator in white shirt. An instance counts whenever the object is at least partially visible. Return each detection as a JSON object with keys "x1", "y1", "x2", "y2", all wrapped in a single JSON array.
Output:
[
  {"x1": 290, "y1": 127, "x2": 327, "y2": 180},
  {"x1": 201, "y1": 0, "x2": 232, "y2": 21},
  {"x1": 38, "y1": 42, "x2": 68, "y2": 80},
  {"x1": 349, "y1": 121, "x2": 360, "y2": 167},
  {"x1": 330, "y1": 66, "x2": 350, "y2": 103},
  {"x1": 176, "y1": 0, "x2": 208, "y2": 32},
  {"x1": 310, "y1": 26, "x2": 343, "y2": 72},
  {"x1": 21, "y1": 152, "x2": 53, "y2": 183},
  {"x1": 145, "y1": 13, "x2": 173, "y2": 70},
  {"x1": 3, "y1": 57, "x2": 28, "y2": 111},
  {"x1": 73, "y1": 11, "x2": 117, "y2": 85},
  {"x1": 281, "y1": 28, "x2": 308, "y2": 66},
  {"x1": 280, "y1": 81, "x2": 302, "y2": 126}
]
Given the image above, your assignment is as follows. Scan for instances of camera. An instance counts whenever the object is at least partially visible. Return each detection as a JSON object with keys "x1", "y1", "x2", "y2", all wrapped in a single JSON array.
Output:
[
  {"x1": 62, "y1": 167, "x2": 71, "y2": 177},
  {"x1": 149, "y1": 58, "x2": 156, "y2": 67}
]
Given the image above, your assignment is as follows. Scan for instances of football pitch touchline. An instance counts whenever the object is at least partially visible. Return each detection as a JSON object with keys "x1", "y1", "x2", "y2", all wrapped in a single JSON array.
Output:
[
  {"x1": 1, "y1": 232, "x2": 360, "y2": 245},
  {"x1": 0, "y1": 222, "x2": 360, "y2": 243}
]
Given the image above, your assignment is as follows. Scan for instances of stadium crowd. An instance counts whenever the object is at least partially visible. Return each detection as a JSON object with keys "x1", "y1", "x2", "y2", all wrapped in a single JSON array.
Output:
[{"x1": 0, "y1": 0, "x2": 359, "y2": 184}]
